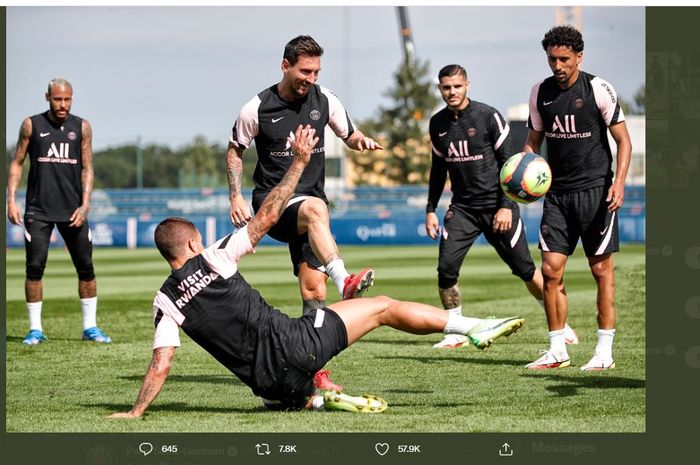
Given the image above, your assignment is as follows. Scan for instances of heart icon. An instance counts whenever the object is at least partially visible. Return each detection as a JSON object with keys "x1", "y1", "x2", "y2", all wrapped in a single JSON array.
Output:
[{"x1": 375, "y1": 443, "x2": 389, "y2": 456}]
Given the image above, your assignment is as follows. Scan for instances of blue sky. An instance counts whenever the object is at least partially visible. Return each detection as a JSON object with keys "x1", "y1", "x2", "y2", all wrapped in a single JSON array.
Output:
[{"x1": 5, "y1": 5, "x2": 644, "y2": 150}]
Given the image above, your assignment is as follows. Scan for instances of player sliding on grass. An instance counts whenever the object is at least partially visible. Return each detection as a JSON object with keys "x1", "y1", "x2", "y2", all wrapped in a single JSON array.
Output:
[{"x1": 110, "y1": 125, "x2": 524, "y2": 416}]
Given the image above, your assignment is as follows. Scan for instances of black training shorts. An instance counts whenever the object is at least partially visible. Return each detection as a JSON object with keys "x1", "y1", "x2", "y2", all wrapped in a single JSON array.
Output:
[
  {"x1": 539, "y1": 185, "x2": 619, "y2": 257},
  {"x1": 257, "y1": 307, "x2": 348, "y2": 409},
  {"x1": 252, "y1": 193, "x2": 324, "y2": 276},
  {"x1": 24, "y1": 217, "x2": 95, "y2": 281},
  {"x1": 437, "y1": 205, "x2": 536, "y2": 289}
]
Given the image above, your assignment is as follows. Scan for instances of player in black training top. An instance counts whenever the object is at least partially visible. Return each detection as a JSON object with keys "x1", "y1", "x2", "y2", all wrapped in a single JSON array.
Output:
[
  {"x1": 228, "y1": 35, "x2": 383, "y2": 317},
  {"x1": 109, "y1": 126, "x2": 525, "y2": 417},
  {"x1": 7, "y1": 78, "x2": 111, "y2": 346},
  {"x1": 426, "y1": 64, "x2": 577, "y2": 349},
  {"x1": 523, "y1": 26, "x2": 631, "y2": 371}
]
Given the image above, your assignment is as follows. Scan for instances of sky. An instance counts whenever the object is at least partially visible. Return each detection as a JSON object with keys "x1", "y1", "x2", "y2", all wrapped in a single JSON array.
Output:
[{"x1": 5, "y1": 5, "x2": 645, "y2": 150}]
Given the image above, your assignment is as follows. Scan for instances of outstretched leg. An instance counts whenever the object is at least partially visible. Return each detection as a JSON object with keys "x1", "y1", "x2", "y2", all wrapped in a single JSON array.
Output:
[
  {"x1": 328, "y1": 296, "x2": 449, "y2": 345},
  {"x1": 328, "y1": 296, "x2": 523, "y2": 351}
]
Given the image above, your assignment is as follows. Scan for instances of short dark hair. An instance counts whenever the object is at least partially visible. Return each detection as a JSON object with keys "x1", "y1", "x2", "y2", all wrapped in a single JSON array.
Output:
[
  {"x1": 154, "y1": 217, "x2": 197, "y2": 261},
  {"x1": 438, "y1": 64, "x2": 467, "y2": 81},
  {"x1": 541, "y1": 26, "x2": 584, "y2": 53},
  {"x1": 283, "y1": 35, "x2": 324, "y2": 65}
]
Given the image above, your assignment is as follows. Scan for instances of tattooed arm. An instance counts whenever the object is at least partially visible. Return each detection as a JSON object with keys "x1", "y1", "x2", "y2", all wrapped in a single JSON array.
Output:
[
  {"x1": 108, "y1": 346, "x2": 175, "y2": 419},
  {"x1": 69, "y1": 119, "x2": 94, "y2": 227},
  {"x1": 7, "y1": 118, "x2": 32, "y2": 225},
  {"x1": 246, "y1": 125, "x2": 318, "y2": 247},
  {"x1": 227, "y1": 142, "x2": 252, "y2": 227}
]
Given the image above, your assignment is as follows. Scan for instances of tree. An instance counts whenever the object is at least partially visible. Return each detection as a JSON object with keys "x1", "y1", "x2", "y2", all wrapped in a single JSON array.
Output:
[
  {"x1": 178, "y1": 135, "x2": 226, "y2": 188},
  {"x1": 349, "y1": 58, "x2": 439, "y2": 185},
  {"x1": 619, "y1": 84, "x2": 645, "y2": 115},
  {"x1": 633, "y1": 84, "x2": 645, "y2": 114}
]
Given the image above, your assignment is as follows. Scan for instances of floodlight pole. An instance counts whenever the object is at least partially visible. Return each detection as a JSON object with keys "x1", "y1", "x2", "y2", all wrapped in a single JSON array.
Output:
[{"x1": 397, "y1": 6, "x2": 416, "y2": 69}]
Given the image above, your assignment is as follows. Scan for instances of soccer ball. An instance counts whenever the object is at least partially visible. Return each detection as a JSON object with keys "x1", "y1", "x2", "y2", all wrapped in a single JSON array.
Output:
[{"x1": 499, "y1": 152, "x2": 552, "y2": 204}]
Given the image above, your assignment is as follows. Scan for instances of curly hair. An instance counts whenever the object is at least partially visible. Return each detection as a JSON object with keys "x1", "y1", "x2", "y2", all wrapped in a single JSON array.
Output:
[{"x1": 541, "y1": 26, "x2": 584, "y2": 53}]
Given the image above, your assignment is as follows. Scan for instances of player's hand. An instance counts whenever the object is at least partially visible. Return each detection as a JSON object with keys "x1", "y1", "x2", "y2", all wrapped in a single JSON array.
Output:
[
  {"x1": 290, "y1": 125, "x2": 319, "y2": 165},
  {"x1": 425, "y1": 212, "x2": 440, "y2": 240},
  {"x1": 7, "y1": 201, "x2": 22, "y2": 225},
  {"x1": 606, "y1": 181, "x2": 625, "y2": 212},
  {"x1": 108, "y1": 411, "x2": 142, "y2": 419},
  {"x1": 230, "y1": 194, "x2": 252, "y2": 228},
  {"x1": 493, "y1": 208, "x2": 512, "y2": 234},
  {"x1": 69, "y1": 205, "x2": 89, "y2": 228},
  {"x1": 356, "y1": 136, "x2": 383, "y2": 152}
]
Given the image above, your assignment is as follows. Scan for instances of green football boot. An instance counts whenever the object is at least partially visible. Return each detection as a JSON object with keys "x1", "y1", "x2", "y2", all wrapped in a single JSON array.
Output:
[
  {"x1": 323, "y1": 391, "x2": 388, "y2": 413},
  {"x1": 467, "y1": 316, "x2": 525, "y2": 350}
]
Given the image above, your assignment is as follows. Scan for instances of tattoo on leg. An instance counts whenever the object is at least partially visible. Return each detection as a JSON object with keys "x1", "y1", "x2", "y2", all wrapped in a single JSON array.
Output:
[{"x1": 439, "y1": 285, "x2": 461, "y2": 309}]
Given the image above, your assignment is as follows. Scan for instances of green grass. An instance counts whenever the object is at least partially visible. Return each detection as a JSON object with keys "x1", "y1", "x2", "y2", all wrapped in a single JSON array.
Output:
[{"x1": 5, "y1": 244, "x2": 645, "y2": 432}]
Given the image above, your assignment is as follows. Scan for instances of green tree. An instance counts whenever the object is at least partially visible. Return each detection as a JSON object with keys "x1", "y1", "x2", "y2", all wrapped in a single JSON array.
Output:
[
  {"x1": 94, "y1": 143, "x2": 183, "y2": 188},
  {"x1": 178, "y1": 135, "x2": 226, "y2": 188},
  {"x1": 633, "y1": 84, "x2": 645, "y2": 114},
  {"x1": 142, "y1": 144, "x2": 181, "y2": 188},
  {"x1": 619, "y1": 84, "x2": 645, "y2": 115},
  {"x1": 93, "y1": 144, "x2": 137, "y2": 188},
  {"x1": 349, "y1": 58, "x2": 439, "y2": 185}
]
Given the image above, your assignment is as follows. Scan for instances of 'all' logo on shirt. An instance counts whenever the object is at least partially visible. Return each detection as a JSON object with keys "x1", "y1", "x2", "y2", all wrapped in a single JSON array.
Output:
[{"x1": 46, "y1": 142, "x2": 71, "y2": 158}]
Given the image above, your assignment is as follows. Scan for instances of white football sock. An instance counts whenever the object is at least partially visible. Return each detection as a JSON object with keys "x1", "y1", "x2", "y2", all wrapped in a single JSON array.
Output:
[
  {"x1": 595, "y1": 328, "x2": 616, "y2": 359},
  {"x1": 445, "y1": 312, "x2": 482, "y2": 335},
  {"x1": 81, "y1": 296, "x2": 98, "y2": 330},
  {"x1": 311, "y1": 395, "x2": 326, "y2": 411},
  {"x1": 27, "y1": 301, "x2": 43, "y2": 331},
  {"x1": 445, "y1": 305, "x2": 462, "y2": 316},
  {"x1": 549, "y1": 329, "x2": 567, "y2": 355},
  {"x1": 325, "y1": 258, "x2": 350, "y2": 295}
]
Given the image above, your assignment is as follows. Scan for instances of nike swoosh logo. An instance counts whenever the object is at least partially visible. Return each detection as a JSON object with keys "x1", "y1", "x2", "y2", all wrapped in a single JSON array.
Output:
[
  {"x1": 39, "y1": 132, "x2": 51, "y2": 137},
  {"x1": 600, "y1": 225, "x2": 610, "y2": 236},
  {"x1": 272, "y1": 117, "x2": 284, "y2": 123},
  {"x1": 543, "y1": 101, "x2": 554, "y2": 106},
  {"x1": 438, "y1": 132, "x2": 448, "y2": 137}
]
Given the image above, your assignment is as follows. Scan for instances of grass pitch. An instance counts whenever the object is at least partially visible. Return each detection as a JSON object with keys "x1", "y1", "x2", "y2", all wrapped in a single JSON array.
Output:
[{"x1": 5, "y1": 244, "x2": 645, "y2": 432}]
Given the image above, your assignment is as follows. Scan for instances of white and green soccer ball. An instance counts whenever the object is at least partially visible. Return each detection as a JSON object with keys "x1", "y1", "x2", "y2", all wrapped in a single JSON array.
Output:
[{"x1": 499, "y1": 152, "x2": 552, "y2": 204}]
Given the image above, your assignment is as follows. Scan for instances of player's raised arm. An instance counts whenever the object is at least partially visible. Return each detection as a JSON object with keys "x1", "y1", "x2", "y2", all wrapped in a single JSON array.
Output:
[
  {"x1": 7, "y1": 118, "x2": 32, "y2": 226},
  {"x1": 227, "y1": 142, "x2": 252, "y2": 227},
  {"x1": 246, "y1": 125, "x2": 318, "y2": 247},
  {"x1": 109, "y1": 346, "x2": 176, "y2": 419}
]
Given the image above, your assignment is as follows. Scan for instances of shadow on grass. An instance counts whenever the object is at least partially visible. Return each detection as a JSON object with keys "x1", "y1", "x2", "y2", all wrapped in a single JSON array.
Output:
[
  {"x1": 385, "y1": 388, "x2": 434, "y2": 394},
  {"x1": 120, "y1": 374, "x2": 244, "y2": 385},
  {"x1": 357, "y1": 338, "x2": 428, "y2": 346},
  {"x1": 89, "y1": 402, "x2": 268, "y2": 414},
  {"x1": 6, "y1": 335, "x2": 90, "y2": 343},
  {"x1": 521, "y1": 373, "x2": 646, "y2": 397},
  {"x1": 377, "y1": 355, "x2": 525, "y2": 367},
  {"x1": 387, "y1": 401, "x2": 476, "y2": 408}
]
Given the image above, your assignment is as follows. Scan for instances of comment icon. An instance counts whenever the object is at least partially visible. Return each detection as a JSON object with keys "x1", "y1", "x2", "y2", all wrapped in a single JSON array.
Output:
[{"x1": 139, "y1": 442, "x2": 154, "y2": 456}]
